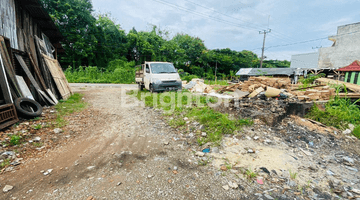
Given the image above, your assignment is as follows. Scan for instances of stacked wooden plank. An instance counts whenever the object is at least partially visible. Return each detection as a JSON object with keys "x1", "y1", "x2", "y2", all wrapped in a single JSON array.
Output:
[
  {"x1": 0, "y1": 35, "x2": 72, "y2": 129},
  {"x1": 217, "y1": 77, "x2": 291, "y2": 93},
  {"x1": 216, "y1": 76, "x2": 346, "y2": 101}
]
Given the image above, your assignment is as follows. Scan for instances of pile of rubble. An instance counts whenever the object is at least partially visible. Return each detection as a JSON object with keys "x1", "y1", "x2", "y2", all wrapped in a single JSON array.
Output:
[
  {"x1": 217, "y1": 77, "x2": 337, "y2": 101},
  {"x1": 183, "y1": 79, "x2": 213, "y2": 93}
]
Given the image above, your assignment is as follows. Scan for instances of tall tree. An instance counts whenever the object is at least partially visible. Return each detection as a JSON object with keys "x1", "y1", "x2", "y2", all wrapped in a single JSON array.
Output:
[{"x1": 41, "y1": 0, "x2": 97, "y2": 67}]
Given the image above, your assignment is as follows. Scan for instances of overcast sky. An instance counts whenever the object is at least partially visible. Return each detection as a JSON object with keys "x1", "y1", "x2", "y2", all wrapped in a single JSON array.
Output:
[{"x1": 91, "y1": 0, "x2": 359, "y2": 61}]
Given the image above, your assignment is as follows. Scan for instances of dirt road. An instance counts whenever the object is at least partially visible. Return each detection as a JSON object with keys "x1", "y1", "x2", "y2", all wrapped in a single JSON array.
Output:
[
  {"x1": 1, "y1": 86, "x2": 359, "y2": 200},
  {"x1": 0, "y1": 87, "x2": 249, "y2": 200}
]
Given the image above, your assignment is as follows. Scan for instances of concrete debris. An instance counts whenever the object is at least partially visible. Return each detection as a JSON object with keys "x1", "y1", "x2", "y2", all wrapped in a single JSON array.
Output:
[
  {"x1": 54, "y1": 128, "x2": 63, "y2": 134},
  {"x1": 183, "y1": 79, "x2": 213, "y2": 93},
  {"x1": 228, "y1": 182, "x2": 238, "y2": 189},
  {"x1": 3, "y1": 185, "x2": 13, "y2": 193},
  {"x1": 222, "y1": 185, "x2": 230, "y2": 191},
  {"x1": 195, "y1": 152, "x2": 205, "y2": 157}
]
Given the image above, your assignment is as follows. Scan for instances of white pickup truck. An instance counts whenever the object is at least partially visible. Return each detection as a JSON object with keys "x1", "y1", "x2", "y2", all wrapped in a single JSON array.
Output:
[{"x1": 135, "y1": 61, "x2": 182, "y2": 92}]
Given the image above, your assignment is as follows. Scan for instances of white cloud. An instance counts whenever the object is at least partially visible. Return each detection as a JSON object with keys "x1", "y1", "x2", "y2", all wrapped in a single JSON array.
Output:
[{"x1": 91, "y1": 0, "x2": 358, "y2": 61}]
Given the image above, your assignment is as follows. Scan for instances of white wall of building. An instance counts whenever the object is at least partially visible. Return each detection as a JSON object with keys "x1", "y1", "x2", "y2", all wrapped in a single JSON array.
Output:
[{"x1": 318, "y1": 22, "x2": 360, "y2": 69}]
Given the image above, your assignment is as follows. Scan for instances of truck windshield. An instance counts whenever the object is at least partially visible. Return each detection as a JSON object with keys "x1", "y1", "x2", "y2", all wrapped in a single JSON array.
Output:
[{"x1": 150, "y1": 63, "x2": 177, "y2": 74}]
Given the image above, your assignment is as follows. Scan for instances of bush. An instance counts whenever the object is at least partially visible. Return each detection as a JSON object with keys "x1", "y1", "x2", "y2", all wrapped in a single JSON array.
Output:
[
  {"x1": 64, "y1": 59, "x2": 136, "y2": 84},
  {"x1": 306, "y1": 97, "x2": 360, "y2": 130}
]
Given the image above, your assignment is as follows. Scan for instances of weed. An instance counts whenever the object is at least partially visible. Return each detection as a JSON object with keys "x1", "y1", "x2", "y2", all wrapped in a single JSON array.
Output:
[
  {"x1": 10, "y1": 135, "x2": 21, "y2": 146},
  {"x1": 289, "y1": 169, "x2": 298, "y2": 179},
  {"x1": 198, "y1": 157, "x2": 212, "y2": 166},
  {"x1": 306, "y1": 180, "x2": 312, "y2": 188},
  {"x1": 32, "y1": 124, "x2": 42, "y2": 130},
  {"x1": 223, "y1": 158, "x2": 232, "y2": 170},
  {"x1": 169, "y1": 119, "x2": 186, "y2": 128},
  {"x1": 30, "y1": 117, "x2": 41, "y2": 122},
  {"x1": 0, "y1": 159, "x2": 11, "y2": 169},
  {"x1": 33, "y1": 142, "x2": 43, "y2": 147},
  {"x1": 245, "y1": 168, "x2": 258, "y2": 180}
]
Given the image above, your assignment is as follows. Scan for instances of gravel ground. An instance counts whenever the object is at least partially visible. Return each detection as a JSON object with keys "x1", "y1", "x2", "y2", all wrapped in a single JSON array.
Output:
[{"x1": 0, "y1": 87, "x2": 359, "y2": 200}]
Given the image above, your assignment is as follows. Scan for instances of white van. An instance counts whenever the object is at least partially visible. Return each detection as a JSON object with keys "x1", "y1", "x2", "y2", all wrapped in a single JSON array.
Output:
[{"x1": 135, "y1": 62, "x2": 182, "y2": 92}]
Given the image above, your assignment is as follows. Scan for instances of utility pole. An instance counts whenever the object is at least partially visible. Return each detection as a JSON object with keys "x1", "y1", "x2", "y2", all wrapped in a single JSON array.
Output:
[{"x1": 259, "y1": 29, "x2": 271, "y2": 68}]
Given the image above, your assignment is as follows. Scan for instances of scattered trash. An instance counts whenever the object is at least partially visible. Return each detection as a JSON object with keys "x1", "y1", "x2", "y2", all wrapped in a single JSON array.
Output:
[
  {"x1": 257, "y1": 178, "x2": 264, "y2": 185},
  {"x1": 195, "y1": 152, "x2": 205, "y2": 157},
  {"x1": 202, "y1": 148, "x2": 210, "y2": 153},
  {"x1": 260, "y1": 167, "x2": 270, "y2": 175},
  {"x1": 43, "y1": 169, "x2": 53, "y2": 176}
]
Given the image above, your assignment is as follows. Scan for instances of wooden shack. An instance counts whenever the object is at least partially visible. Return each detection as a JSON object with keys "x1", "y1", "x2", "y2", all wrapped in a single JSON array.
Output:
[{"x1": 0, "y1": 0, "x2": 71, "y2": 129}]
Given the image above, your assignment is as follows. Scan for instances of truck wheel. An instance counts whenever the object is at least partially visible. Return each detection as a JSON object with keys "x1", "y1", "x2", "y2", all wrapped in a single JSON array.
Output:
[
  {"x1": 149, "y1": 84, "x2": 155, "y2": 93},
  {"x1": 138, "y1": 84, "x2": 144, "y2": 91}
]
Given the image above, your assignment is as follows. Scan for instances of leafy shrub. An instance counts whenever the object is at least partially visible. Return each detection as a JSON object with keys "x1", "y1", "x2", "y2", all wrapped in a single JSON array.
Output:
[
  {"x1": 306, "y1": 96, "x2": 360, "y2": 130},
  {"x1": 10, "y1": 135, "x2": 21, "y2": 146},
  {"x1": 65, "y1": 59, "x2": 136, "y2": 84}
]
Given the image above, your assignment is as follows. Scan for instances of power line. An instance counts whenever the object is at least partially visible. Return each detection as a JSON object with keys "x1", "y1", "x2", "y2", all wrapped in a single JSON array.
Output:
[
  {"x1": 182, "y1": 0, "x2": 299, "y2": 43},
  {"x1": 251, "y1": 29, "x2": 360, "y2": 51}
]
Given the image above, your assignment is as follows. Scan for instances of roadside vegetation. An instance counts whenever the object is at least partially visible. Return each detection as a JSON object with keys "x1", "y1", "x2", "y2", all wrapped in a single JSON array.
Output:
[
  {"x1": 65, "y1": 59, "x2": 136, "y2": 84},
  {"x1": 54, "y1": 93, "x2": 88, "y2": 127},
  {"x1": 127, "y1": 90, "x2": 253, "y2": 145},
  {"x1": 306, "y1": 87, "x2": 360, "y2": 138}
]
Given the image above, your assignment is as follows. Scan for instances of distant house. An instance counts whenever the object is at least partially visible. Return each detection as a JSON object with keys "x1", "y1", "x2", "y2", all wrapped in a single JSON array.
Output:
[
  {"x1": 337, "y1": 60, "x2": 360, "y2": 85},
  {"x1": 290, "y1": 22, "x2": 360, "y2": 70}
]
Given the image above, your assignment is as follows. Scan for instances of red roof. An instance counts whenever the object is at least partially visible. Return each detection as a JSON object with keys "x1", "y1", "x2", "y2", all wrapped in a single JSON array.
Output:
[{"x1": 338, "y1": 60, "x2": 360, "y2": 71}]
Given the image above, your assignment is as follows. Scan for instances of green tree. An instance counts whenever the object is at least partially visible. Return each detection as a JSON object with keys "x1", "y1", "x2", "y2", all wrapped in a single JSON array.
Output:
[{"x1": 41, "y1": 0, "x2": 97, "y2": 67}]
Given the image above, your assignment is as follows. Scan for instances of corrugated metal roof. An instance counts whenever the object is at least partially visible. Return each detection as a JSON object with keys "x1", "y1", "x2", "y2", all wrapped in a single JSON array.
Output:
[
  {"x1": 338, "y1": 60, "x2": 360, "y2": 71},
  {"x1": 236, "y1": 68, "x2": 297, "y2": 76}
]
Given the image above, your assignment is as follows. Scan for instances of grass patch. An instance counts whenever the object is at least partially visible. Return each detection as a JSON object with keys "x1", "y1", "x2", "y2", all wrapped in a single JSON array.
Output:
[
  {"x1": 32, "y1": 124, "x2": 42, "y2": 130},
  {"x1": 245, "y1": 168, "x2": 258, "y2": 180},
  {"x1": 54, "y1": 93, "x2": 87, "y2": 127},
  {"x1": 306, "y1": 96, "x2": 360, "y2": 133},
  {"x1": 289, "y1": 169, "x2": 298, "y2": 180},
  {"x1": 129, "y1": 90, "x2": 253, "y2": 145},
  {"x1": 0, "y1": 159, "x2": 11, "y2": 169},
  {"x1": 205, "y1": 80, "x2": 229, "y2": 86},
  {"x1": 9, "y1": 135, "x2": 21, "y2": 146},
  {"x1": 33, "y1": 142, "x2": 43, "y2": 147}
]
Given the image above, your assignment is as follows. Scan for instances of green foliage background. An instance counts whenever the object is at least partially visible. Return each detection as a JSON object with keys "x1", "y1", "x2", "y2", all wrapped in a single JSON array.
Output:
[{"x1": 41, "y1": 0, "x2": 290, "y2": 83}]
